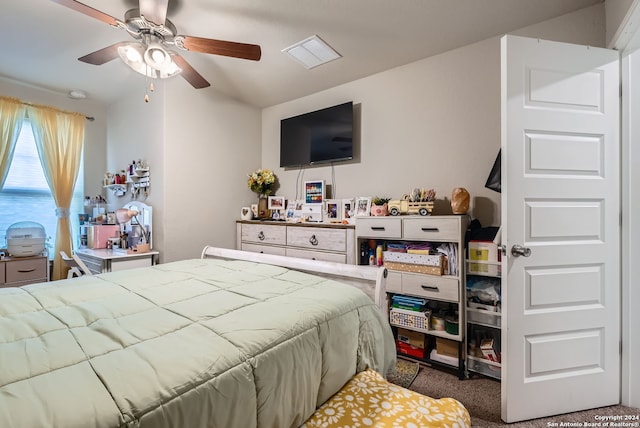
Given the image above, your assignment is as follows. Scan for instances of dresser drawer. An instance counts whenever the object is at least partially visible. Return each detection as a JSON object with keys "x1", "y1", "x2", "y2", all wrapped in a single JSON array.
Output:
[
  {"x1": 241, "y1": 223, "x2": 287, "y2": 246},
  {"x1": 285, "y1": 248, "x2": 347, "y2": 263},
  {"x1": 241, "y1": 243, "x2": 287, "y2": 256},
  {"x1": 287, "y1": 226, "x2": 347, "y2": 252},
  {"x1": 75, "y1": 254, "x2": 104, "y2": 275},
  {"x1": 401, "y1": 272, "x2": 459, "y2": 302},
  {"x1": 385, "y1": 270, "x2": 402, "y2": 293},
  {"x1": 5, "y1": 257, "x2": 47, "y2": 284},
  {"x1": 403, "y1": 217, "x2": 461, "y2": 241},
  {"x1": 355, "y1": 218, "x2": 402, "y2": 239}
]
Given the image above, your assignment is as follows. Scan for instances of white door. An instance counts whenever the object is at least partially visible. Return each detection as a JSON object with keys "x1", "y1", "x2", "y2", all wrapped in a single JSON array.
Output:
[{"x1": 501, "y1": 35, "x2": 620, "y2": 423}]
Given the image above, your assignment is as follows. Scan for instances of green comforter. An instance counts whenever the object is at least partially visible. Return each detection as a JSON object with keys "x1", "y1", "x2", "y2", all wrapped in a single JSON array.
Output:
[{"x1": 0, "y1": 258, "x2": 395, "y2": 427}]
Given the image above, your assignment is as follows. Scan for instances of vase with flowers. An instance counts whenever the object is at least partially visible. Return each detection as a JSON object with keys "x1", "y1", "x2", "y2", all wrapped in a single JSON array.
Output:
[{"x1": 247, "y1": 168, "x2": 279, "y2": 219}]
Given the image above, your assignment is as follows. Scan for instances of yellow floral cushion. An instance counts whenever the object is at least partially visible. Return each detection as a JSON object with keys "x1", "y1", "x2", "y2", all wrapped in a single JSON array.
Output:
[{"x1": 302, "y1": 369, "x2": 471, "y2": 428}]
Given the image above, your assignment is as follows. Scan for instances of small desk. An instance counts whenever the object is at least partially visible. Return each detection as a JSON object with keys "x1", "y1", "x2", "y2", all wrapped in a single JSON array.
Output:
[{"x1": 75, "y1": 248, "x2": 159, "y2": 274}]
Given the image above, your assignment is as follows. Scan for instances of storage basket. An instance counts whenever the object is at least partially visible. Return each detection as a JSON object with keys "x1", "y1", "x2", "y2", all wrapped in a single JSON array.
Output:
[
  {"x1": 390, "y1": 307, "x2": 431, "y2": 331},
  {"x1": 5, "y1": 222, "x2": 46, "y2": 257}
]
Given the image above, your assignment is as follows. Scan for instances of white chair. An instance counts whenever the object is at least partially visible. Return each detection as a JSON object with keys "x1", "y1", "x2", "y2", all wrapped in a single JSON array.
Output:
[{"x1": 60, "y1": 251, "x2": 93, "y2": 278}]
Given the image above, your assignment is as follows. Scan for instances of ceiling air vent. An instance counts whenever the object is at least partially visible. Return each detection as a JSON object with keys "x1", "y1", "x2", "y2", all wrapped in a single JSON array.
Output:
[{"x1": 282, "y1": 35, "x2": 341, "y2": 69}]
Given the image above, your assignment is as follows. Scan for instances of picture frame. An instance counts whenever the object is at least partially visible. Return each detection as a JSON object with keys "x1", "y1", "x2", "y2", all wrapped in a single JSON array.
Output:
[
  {"x1": 342, "y1": 198, "x2": 355, "y2": 223},
  {"x1": 325, "y1": 199, "x2": 342, "y2": 222},
  {"x1": 286, "y1": 200, "x2": 304, "y2": 221},
  {"x1": 304, "y1": 180, "x2": 325, "y2": 205},
  {"x1": 355, "y1": 197, "x2": 372, "y2": 217},
  {"x1": 268, "y1": 196, "x2": 286, "y2": 210}
]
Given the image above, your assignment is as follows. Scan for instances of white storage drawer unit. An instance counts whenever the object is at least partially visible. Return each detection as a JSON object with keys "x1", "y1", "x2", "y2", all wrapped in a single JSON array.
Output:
[
  {"x1": 401, "y1": 273, "x2": 459, "y2": 302},
  {"x1": 355, "y1": 215, "x2": 468, "y2": 378},
  {"x1": 355, "y1": 217, "x2": 402, "y2": 239},
  {"x1": 403, "y1": 217, "x2": 461, "y2": 241}
]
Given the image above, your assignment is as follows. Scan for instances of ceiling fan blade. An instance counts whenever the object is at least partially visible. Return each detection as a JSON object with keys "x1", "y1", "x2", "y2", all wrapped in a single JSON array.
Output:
[
  {"x1": 172, "y1": 55, "x2": 211, "y2": 89},
  {"x1": 78, "y1": 42, "x2": 129, "y2": 65},
  {"x1": 180, "y1": 36, "x2": 261, "y2": 61},
  {"x1": 139, "y1": 0, "x2": 168, "y2": 26},
  {"x1": 50, "y1": 0, "x2": 118, "y2": 26}
]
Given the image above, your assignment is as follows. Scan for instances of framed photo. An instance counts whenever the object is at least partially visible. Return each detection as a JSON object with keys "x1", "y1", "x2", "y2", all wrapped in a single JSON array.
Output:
[
  {"x1": 342, "y1": 198, "x2": 355, "y2": 221},
  {"x1": 325, "y1": 199, "x2": 342, "y2": 222},
  {"x1": 355, "y1": 197, "x2": 372, "y2": 217},
  {"x1": 304, "y1": 180, "x2": 325, "y2": 204},
  {"x1": 268, "y1": 196, "x2": 286, "y2": 210},
  {"x1": 286, "y1": 200, "x2": 304, "y2": 221}
]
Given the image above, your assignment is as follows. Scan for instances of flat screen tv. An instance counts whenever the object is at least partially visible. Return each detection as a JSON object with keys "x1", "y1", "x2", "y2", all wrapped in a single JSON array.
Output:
[{"x1": 280, "y1": 101, "x2": 353, "y2": 168}]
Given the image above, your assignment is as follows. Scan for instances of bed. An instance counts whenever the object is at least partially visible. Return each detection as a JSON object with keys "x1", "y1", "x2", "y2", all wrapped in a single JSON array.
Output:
[{"x1": 0, "y1": 247, "x2": 396, "y2": 427}]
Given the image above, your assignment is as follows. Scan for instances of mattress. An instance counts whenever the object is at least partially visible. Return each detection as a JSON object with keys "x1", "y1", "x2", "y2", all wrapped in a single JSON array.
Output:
[{"x1": 0, "y1": 258, "x2": 396, "y2": 428}]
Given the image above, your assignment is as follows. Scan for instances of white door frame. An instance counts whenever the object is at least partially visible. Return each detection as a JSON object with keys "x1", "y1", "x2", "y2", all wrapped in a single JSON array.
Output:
[
  {"x1": 610, "y1": 1, "x2": 640, "y2": 409},
  {"x1": 619, "y1": 49, "x2": 640, "y2": 410}
]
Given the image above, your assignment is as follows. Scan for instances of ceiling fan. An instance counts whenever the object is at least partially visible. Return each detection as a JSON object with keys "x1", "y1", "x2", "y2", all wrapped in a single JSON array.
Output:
[{"x1": 51, "y1": 0, "x2": 262, "y2": 89}]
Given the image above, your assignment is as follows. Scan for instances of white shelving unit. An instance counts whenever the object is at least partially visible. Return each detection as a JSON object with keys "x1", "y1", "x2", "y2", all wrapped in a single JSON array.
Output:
[
  {"x1": 465, "y1": 258, "x2": 502, "y2": 380},
  {"x1": 356, "y1": 215, "x2": 468, "y2": 379}
]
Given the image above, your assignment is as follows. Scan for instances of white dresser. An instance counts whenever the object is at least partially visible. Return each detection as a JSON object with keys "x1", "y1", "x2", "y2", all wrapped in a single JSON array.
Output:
[{"x1": 236, "y1": 221, "x2": 356, "y2": 264}]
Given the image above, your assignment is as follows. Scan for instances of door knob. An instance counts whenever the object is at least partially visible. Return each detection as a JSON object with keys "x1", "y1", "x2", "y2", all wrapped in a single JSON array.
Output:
[{"x1": 511, "y1": 244, "x2": 531, "y2": 257}]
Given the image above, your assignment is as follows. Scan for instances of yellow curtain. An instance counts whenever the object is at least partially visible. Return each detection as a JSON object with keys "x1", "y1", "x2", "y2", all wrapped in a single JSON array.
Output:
[
  {"x1": 27, "y1": 104, "x2": 85, "y2": 281},
  {"x1": 0, "y1": 97, "x2": 26, "y2": 189}
]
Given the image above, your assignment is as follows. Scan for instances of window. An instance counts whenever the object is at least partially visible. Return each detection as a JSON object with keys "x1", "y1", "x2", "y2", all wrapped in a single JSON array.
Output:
[{"x1": 0, "y1": 120, "x2": 84, "y2": 255}]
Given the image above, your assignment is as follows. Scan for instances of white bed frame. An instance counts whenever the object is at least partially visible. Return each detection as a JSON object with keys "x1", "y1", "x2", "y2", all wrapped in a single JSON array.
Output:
[{"x1": 201, "y1": 246, "x2": 388, "y2": 313}]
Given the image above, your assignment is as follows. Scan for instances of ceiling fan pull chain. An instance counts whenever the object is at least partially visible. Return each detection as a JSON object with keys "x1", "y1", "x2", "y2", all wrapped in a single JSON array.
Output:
[{"x1": 144, "y1": 64, "x2": 151, "y2": 103}]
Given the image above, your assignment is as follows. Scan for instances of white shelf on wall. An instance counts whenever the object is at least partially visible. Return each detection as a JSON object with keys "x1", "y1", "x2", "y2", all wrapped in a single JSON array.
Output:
[
  {"x1": 104, "y1": 184, "x2": 127, "y2": 196},
  {"x1": 127, "y1": 168, "x2": 150, "y2": 189}
]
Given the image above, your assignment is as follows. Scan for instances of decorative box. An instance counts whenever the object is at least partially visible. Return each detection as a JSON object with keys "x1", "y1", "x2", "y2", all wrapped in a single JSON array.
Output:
[
  {"x1": 383, "y1": 260, "x2": 444, "y2": 276},
  {"x1": 396, "y1": 340, "x2": 425, "y2": 359}
]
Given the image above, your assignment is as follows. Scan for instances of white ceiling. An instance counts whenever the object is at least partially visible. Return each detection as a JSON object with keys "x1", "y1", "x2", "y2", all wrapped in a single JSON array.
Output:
[{"x1": 0, "y1": 0, "x2": 602, "y2": 108}]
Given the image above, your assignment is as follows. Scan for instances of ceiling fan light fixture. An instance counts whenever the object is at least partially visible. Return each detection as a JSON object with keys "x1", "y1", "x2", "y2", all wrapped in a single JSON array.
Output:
[
  {"x1": 118, "y1": 43, "x2": 145, "y2": 68},
  {"x1": 117, "y1": 42, "x2": 181, "y2": 79},
  {"x1": 144, "y1": 43, "x2": 171, "y2": 70}
]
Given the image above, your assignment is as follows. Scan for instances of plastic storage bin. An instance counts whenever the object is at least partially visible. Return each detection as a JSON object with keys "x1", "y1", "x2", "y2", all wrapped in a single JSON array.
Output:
[{"x1": 6, "y1": 222, "x2": 46, "y2": 257}]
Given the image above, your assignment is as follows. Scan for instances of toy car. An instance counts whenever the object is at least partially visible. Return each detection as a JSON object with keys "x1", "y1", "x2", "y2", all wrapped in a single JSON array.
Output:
[{"x1": 388, "y1": 199, "x2": 434, "y2": 216}]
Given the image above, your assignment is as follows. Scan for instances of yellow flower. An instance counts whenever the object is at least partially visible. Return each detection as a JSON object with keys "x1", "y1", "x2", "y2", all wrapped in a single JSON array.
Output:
[{"x1": 247, "y1": 168, "x2": 278, "y2": 196}]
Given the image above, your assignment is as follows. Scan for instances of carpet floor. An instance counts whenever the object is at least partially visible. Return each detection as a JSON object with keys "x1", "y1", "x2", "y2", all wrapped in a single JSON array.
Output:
[{"x1": 401, "y1": 362, "x2": 639, "y2": 427}]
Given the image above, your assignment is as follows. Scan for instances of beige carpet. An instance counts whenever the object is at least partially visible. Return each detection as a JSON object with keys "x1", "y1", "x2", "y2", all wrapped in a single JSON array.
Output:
[{"x1": 405, "y1": 364, "x2": 639, "y2": 427}]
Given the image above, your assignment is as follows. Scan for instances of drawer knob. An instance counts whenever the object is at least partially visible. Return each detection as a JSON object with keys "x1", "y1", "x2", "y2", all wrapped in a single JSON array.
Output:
[
  {"x1": 371, "y1": 226, "x2": 385, "y2": 231},
  {"x1": 421, "y1": 285, "x2": 439, "y2": 292},
  {"x1": 309, "y1": 234, "x2": 318, "y2": 246},
  {"x1": 18, "y1": 268, "x2": 36, "y2": 273},
  {"x1": 421, "y1": 227, "x2": 439, "y2": 232},
  {"x1": 258, "y1": 231, "x2": 265, "y2": 241}
]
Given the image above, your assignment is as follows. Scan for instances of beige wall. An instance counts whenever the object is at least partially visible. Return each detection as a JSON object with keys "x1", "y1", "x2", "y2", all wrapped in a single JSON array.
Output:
[
  {"x1": 262, "y1": 4, "x2": 605, "y2": 229},
  {"x1": 161, "y1": 83, "x2": 261, "y2": 262},
  {"x1": 606, "y1": 0, "x2": 636, "y2": 47},
  {"x1": 105, "y1": 78, "x2": 261, "y2": 263}
]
